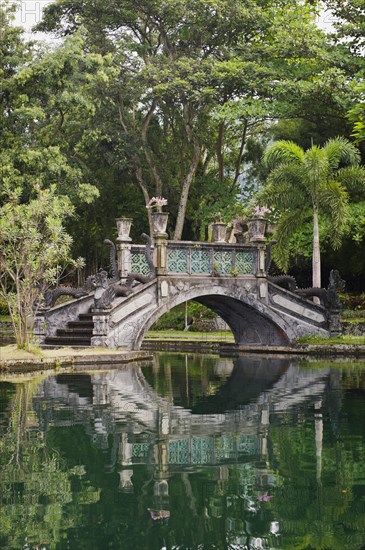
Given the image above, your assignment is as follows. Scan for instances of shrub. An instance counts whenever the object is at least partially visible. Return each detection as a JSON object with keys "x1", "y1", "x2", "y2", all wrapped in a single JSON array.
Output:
[
  {"x1": 339, "y1": 293, "x2": 365, "y2": 311},
  {"x1": 0, "y1": 299, "x2": 9, "y2": 315}
]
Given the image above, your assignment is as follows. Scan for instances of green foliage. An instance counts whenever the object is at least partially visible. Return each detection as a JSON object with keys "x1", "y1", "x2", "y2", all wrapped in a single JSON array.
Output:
[
  {"x1": 258, "y1": 137, "x2": 365, "y2": 285},
  {"x1": 0, "y1": 186, "x2": 83, "y2": 350},
  {"x1": 0, "y1": 298, "x2": 9, "y2": 316},
  {"x1": 33, "y1": 0, "x2": 338, "y2": 241},
  {"x1": 0, "y1": 13, "x2": 102, "y2": 205},
  {"x1": 297, "y1": 334, "x2": 365, "y2": 345},
  {"x1": 339, "y1": 293, "x2": 365, "y2": 311},
  {"x1": 0, "y1": 381, "x2": 99, "y2": 549},
  {"x1": 151, "y1": 302, "x2": 217, "y2": 331}
]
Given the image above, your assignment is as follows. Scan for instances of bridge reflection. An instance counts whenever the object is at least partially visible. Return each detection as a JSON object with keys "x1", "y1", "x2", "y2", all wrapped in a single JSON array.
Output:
[{"x1": 34, "y1": 355, "x2": 329, "y2": 478}]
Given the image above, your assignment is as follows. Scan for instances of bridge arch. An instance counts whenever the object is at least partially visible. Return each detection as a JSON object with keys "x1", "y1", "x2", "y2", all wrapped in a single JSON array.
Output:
[{"x1": 134, "y1": 284, "x2": 292, "y2": 349}]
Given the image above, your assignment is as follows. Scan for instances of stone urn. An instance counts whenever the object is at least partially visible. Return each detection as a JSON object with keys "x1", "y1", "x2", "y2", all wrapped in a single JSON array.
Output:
[
  {"x1": 249, "y1": 217, "x2": 267, "y2": 242},
  {"x1": 116, "y1": 217, "x2": 133, "y2": 242},
  {"x1": 152, "y1": 211, "x2": 169, "y2": 235},
  {"x1": 211, "y1": 222, "x2": 227, "y2": 243}
]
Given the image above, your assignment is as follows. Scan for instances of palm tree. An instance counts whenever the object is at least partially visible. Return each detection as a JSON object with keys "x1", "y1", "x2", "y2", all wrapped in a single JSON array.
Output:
[{"x1": 260, "y1": 137, "x2": 365, "y2": 288}]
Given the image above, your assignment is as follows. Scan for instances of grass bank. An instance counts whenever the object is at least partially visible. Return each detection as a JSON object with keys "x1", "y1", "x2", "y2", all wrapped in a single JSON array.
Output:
[
  {"x1": 297, "y1": 334, "x2": 365, "y2": 345},
  {"x1": 145, "y1": 330, "x2": 234, "y2": 341}
]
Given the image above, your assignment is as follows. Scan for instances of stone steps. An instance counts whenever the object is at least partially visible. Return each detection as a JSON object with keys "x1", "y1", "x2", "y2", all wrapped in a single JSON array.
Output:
[{"x1": 44, "y1": 312, "x2": 94, "y2": 347}]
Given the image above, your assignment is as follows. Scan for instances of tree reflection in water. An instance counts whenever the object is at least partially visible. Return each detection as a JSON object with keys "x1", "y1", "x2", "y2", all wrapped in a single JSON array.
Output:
[{"x1": 0, "y1": 355, "x2": 365, "y2": 549}]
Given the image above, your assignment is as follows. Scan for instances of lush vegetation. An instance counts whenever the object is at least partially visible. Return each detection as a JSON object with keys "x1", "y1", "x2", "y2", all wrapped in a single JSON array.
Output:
[
  {"x1": 297, "y1": 334, "x2": 365, "y2": 345},
  {"x1": 0, "y1": 186, "x2": 83, "y2": 350}
]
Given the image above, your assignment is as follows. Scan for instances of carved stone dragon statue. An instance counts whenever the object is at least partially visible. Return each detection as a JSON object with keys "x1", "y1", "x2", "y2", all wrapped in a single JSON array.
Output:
[
  {"x1": 93, "y1": 233, "x2": 156, "y2": 309},
  {"x1": 41, "y1": 233, "x2": 155, "y2": 310},
  {"x1": 41, "y1": 275, "x2": 97, "y2": 309},
  {"x1": 295, "y1": 269, "x2": 345, "y2": 310},
  {"x1": 265, "y1": 240, "x2": 297, "y2": 292}
]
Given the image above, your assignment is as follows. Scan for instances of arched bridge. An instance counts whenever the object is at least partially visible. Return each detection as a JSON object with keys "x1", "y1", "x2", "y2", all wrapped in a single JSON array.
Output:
[{"x1": 36, "y1": 229, "x2": 337, "y2": 350}]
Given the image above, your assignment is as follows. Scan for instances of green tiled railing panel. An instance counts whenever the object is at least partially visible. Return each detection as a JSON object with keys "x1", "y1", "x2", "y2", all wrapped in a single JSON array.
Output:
[
  {"x1": 167, "y1": 248, "x2": 189, "y2": 273},
  {"x1": 131, "y1": 251, "x2": 150, "y2": 275},
  {"x1": 235, "y1": 251, "x2": 254, "y2": 274},
  {"x1": 191, "y1": 248, "x2": 211, "y2": 273},
  {"x1": 131, "y1": 442, "x2": 150, "y2": 459},
  {"x1": 169, "y1": 439, "x2": 190, "y2": 464},
  {"x1": 192, "y1": 437, "x2": 214, "y2": 464},
  {"x1": 213, "y1": 251, "x2": 232, "y2": 274}
]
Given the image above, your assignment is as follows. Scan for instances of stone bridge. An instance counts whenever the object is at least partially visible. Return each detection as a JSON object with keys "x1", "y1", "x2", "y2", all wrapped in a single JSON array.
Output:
[{"x1": 36, "y1": 219, "x2": 335, "y2": 350}]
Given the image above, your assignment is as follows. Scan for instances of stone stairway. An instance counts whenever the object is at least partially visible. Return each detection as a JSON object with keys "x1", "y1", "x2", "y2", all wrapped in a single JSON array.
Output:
[{"x1": 44, "y1": 313, "x2": 94, "y2": 347}]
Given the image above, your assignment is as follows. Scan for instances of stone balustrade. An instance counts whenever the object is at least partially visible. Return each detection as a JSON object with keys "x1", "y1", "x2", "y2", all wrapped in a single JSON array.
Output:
[{"x1": 129, "y1": 241, "x2": 258, "y2": 277}]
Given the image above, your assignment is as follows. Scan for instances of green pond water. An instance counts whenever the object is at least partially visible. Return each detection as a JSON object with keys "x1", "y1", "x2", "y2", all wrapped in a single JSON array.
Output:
[{"x1": 1, "y1": 353, "x2": 365, "y2": 550}]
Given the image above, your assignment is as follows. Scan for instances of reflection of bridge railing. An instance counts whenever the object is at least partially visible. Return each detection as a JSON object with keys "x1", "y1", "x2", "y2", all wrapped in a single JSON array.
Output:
[
  {"x1": 131, "y1": 434, "x2": 258, "y2": 466},
  {"x1": 131, "y1": 241, "x2": 256, "y2": 276}
]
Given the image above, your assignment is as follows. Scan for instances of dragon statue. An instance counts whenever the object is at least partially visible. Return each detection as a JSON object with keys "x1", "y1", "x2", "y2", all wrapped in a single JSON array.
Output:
[
  {"x1": 41, "y1": 275, "x2": 97, "y2": 309},
  {"x1": 295, "y1": 269, "x2": 345, "y2": 310},
  {"x1": 41, "y1": 233, "x2": 155, "y2": 310},
  {"x1": 104, "y1": 232, "x2": 155, "y2": 292},
  {"x1": 93, "y1": 233, "x2": 156, "y2": 309},
  {"x1": 265, "y1": 240, "x2": 297, "y2": 292}
]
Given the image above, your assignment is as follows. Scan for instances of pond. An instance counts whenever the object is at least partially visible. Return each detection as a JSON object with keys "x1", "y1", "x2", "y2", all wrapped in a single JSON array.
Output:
[{"x1": 1, "y1": 353, "x2": 365, "y2": 550}]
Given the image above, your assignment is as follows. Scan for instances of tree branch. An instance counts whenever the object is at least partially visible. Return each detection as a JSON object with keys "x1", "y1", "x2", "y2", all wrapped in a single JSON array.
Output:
[{"x1": 233, "y1": 119, "x2": 248, "y2": 186}]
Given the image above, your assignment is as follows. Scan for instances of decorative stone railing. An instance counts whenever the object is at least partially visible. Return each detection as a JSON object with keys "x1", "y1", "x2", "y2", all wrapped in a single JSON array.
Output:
[
  {"x1": 130, "y1": 241, "x2": 257, "y2": 276},
  {"x1": 166, "y1": 241, "x2": 256, "y2": 275},
  {"x1": 131, "y1": 245, "x2": 152, "y2": 275}
]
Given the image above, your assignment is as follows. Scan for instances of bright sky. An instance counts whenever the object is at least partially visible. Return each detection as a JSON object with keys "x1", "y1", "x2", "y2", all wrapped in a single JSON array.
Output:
[
  {"x1": 9, "y1": 0, "x2": 335, "y2": 37},
  {"x1": 10, "y1": 0, "x2": 51, "y2": 27}
]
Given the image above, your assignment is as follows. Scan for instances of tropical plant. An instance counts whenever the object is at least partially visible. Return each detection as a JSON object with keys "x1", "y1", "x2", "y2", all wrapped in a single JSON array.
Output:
[
  {"x1": 260, "y1": 137, "x2": 365, "y2": 287},
  {"x1": 0, "y1": 185, "x2": 84, "y2": 350}
]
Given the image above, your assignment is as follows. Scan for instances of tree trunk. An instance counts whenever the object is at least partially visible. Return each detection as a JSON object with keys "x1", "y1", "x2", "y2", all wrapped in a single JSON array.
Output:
[
  {"x1": 312, "y1": 204, "x2": 321, "y2": 297},
  {"x1": 141, "y1": 98, "x2": 164, "y2": 196},
  {"x1": 233, "y1": 119, "x2": 248, "y2": 186},
  {"x1": 135, "y1": 162, "x2": 154, "y2": 237},
  {"x1": 216, "y1": 122, "x2": 224, "y2": 182},
  {"x1": 173, "y1": 142, "x2": 202, "y2": 240},
  {"x1": 173, "y1": 103, "x2": 202, "y2": 240},
  {"x1": 118, "y1": 94, "x2": 156, "y2": 235}
]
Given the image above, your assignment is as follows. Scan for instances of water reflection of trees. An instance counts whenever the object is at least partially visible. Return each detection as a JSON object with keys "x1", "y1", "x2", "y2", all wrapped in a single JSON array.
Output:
[
  {"x1": 0, "y1": 378, "x2": 100, "y2": 549},
  {"x1": 268, "y1": 388, "x2": 365, "y2": 550}
]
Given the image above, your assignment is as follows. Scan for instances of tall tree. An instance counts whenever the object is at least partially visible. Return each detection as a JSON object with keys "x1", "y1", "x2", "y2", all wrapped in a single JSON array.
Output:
[
  {"x1": 37, "y1": 0, "x2": 331, "y2": 239},
  {"x1": 323, "y1": 0, "x2": 365, "y2": 143},
  {"x1": 260, "y1": 137, "x2": 365, "y2": 288}
]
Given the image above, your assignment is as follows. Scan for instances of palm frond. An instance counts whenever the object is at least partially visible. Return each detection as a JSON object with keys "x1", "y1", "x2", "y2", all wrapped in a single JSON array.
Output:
[
  {"x1": 258, "y1": 164, "x2": 308, "y2": 209},
  {"x1": 272, "y1": 209, "x2": 308, "y2": 272},
  {"x1": 336, "y1": 165, "x2": 365, "y2": 200},
  {"x1": 318, "y1": 180, "x2": 349, "y2": 248},
  {"x1": 263, "y1": 140, "x2": 304, "y2": 169},
  {"x1": 303, "y1": 147, "x2": 330, "y2": 193},
  {"x1": 323, "y1": 137, "x2": 360, "y2": 172}
]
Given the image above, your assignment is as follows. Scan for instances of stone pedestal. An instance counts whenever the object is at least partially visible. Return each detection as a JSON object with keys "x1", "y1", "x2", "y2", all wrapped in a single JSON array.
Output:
[
  {"x1": 254, "y1": 243, "x2": 266, "y2": 278},
  {"x1": 117, "y1": 243, "x2": 132, "y2": 279},
  {"x1": 91, "y1": 310, "x2": 111, "y2": 347},
  {"x1": 116, "y1": 218, "x2": 133, "y2": 279},
  {"x1": 153, "y1": 213, "x2": 168, "y2": 276},
  {"x1": 154, "y1": 233, "x2": 168, "y2": 275},
  {"x1": 33, "y1": 309, "x2": 47, "y2": 344},
  {"x1": 329, "y1": 309, "x2": 342, "y2": 337},
  {"x1": 211, "y1": 222, "x2": 227, "y2": 243}
]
